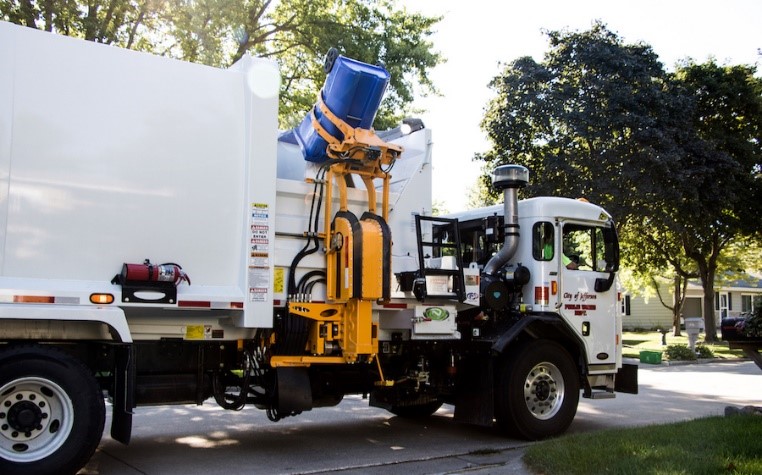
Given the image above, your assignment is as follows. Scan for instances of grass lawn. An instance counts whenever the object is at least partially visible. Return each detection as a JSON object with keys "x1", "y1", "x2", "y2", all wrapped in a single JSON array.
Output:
[
  {"x1": 524, "y1": 415, "x2": 762, "y2": 475},
  {"x1": 621, "y1": 331, "x2": 745, "y2": 360}
]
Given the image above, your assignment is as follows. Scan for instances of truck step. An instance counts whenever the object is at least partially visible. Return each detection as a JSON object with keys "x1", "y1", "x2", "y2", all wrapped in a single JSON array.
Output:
[{"x1": 586, "y1": 390, "x2": 616, "y2": 400}]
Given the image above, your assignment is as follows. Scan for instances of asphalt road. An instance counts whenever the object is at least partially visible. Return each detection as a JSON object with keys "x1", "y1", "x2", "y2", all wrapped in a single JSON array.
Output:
[{"x1": 79, "y1": 360, "x2": 761, "y2": 475}]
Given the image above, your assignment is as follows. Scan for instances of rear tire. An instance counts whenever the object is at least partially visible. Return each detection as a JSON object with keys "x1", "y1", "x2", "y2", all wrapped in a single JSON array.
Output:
[
  {"x1": 495, "y1": 340, "x2": 579, "y2": 440},
  {"x1": 0, "y1": 345, "x2": 105, "y2": 475}
]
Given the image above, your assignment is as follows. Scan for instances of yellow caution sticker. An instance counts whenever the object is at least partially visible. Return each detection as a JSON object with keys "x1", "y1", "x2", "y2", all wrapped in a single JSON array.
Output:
[
  {"x1": 185, "y1": 325, "x2": 204, "y2": 340},
  {"x1": 273, "y1": 267, "x2": 285, "y2": 294}
]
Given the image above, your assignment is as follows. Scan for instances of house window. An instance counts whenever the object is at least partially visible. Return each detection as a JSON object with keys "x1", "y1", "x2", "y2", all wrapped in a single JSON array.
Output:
[{"x1": 742, "y1": 294, "x2": 762, "y2": 314}]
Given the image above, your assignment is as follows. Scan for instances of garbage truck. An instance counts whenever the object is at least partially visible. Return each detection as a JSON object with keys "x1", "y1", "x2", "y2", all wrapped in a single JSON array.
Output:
[{"x1": 0, "y1": 21, "x2": 637, "y2": 475}]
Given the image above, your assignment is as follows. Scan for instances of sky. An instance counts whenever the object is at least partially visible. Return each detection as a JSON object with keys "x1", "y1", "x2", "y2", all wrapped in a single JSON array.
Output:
[{"x1": 403, "y1": 0, "x2": 762, "y2": 212}]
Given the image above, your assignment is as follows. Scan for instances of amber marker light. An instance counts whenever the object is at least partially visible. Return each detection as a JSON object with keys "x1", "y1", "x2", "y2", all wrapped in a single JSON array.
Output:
[{"x1": 90, "y1": 293, "x2": 115, "y2": 304}]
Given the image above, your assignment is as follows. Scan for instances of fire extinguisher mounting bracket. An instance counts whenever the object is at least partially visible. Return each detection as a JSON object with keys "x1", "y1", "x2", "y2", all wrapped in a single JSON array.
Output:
[
  {"x1": 111, "y1": 260, "x2": 189, "y2": 304},
  {"x1": 119, "y1": 282, "x2": 177, "y2": 305}
]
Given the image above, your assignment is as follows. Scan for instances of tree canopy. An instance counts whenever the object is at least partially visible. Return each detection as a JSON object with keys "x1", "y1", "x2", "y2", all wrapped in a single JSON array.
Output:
[
  {"x1": 0, "y1": 0, "x2": 442, "y2": 128},
  {"x1": 479, "y1": 22, "x2": 762, "y2": 340}
]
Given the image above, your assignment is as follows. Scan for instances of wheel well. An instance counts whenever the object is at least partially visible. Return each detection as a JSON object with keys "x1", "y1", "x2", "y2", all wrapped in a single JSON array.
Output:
[
  {"x1": 507, "y1": 318, "x2": 586, "y2": 380},
  {"x1": 0, "y1": 319, "x2": 119, "y2": 341},
  {"x1": 0, "y1": 341, "x2": 116, "y2": 386}
]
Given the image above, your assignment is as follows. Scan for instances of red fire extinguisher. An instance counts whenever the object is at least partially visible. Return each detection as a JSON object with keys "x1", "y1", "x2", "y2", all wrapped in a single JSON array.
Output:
[{"x1": 116, "y1": 259, "x2": 190, "y2": 286}]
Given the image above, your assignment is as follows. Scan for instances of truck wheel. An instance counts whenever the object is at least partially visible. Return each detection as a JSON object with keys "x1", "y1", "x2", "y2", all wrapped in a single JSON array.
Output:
[
  {"x1": 389, "y1": 400, "x2": 443, "y2": 418},
  {"x1": 495, "y1": 340, "x2": 579, "y2": 440},
  {"x1": 0, "y1": 346, "x2": 105, "y2": 475}
]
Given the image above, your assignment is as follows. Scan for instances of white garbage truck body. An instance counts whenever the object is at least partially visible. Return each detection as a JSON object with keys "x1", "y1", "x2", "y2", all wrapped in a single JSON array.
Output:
[{"x1": 0, "y1": 21, "x2": 635, "y2": 475}]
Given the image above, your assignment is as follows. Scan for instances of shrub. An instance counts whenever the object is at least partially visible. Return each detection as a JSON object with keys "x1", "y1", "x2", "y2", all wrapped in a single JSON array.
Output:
[
  {"x1": 740, "y1": 304, "x2": 762, "y2": 338},
  {"x1": 665, "y1": 344, "x2": 696, "y2": 361},
  {"x1": 695, "y1": 344, "x2": 714, "y2": 359}
]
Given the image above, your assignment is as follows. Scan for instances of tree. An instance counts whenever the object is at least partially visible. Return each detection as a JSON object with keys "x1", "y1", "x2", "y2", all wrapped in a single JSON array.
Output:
[
  {"x1": 478, "y1": 22, "x2": 687, "y2": 227},
  {"x1": 620, "y1": 226, "x2": 685, "y2": 338},
  {"x1": 620, "y1": 222, "x2": 699, "y2": 336},
  {"x1": 0, "y1": 0, "x2": 164, "y2": 48},
  {"x1": 478, "y1": 23, "x2": 762, "y2": 342},
  {"x1": 0, "y1": 0, "x2": 442, "y2": 128},
  {"x1": 431, "y1": 199, "x2": 449, "y2": 217},
  {"x1": 612, "y1": 61, "x2": 761, "y2": 341},
  {"x1": 466, "y1": 171, "x2": 499, "y2": 210},
  {"x1": 670, "y1": 61, "x2": 762, "y2": 340}
]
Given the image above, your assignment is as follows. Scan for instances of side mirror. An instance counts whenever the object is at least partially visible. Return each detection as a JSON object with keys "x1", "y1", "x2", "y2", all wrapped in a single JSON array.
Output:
[{"x1": 594, "y1": 272, "x2": 616, "y2": 292}]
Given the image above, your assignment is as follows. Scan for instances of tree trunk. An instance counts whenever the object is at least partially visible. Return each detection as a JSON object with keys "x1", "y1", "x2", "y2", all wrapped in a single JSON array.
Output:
[
  {"x1": 672, "y1": 274, "x2": 682, "y2": 337},
  {"x1": 698, "y1": 262, "x2": 718, "y2": 343}
]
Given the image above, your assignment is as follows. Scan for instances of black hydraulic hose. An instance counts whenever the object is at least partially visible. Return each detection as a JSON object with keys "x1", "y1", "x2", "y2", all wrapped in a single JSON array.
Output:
[
  {"x1": 297, "y1": 270, "x2": 327, "y2": 294},
  {"x1": 281, "y1": 158, "x2": 355, "y2": 355},
  {"x1": 212, "y1": 350, "x2": 252, "y2": 411},
  {"x1": 304, "y1": 278, "x2": 326, "y2": 295}
]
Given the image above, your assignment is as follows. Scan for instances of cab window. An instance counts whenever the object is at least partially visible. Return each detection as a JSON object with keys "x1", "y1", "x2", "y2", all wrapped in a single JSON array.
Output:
[
  {"x1": 532, "y1": 222, "x2": 554, "y2": 261},
  {"x1": 562, "y1": 223, "x2": 619, "y2": 272}
]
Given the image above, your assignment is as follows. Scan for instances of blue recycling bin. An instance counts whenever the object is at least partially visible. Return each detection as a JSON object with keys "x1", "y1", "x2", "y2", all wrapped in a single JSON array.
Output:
[{"x1": 295, "y1": 55, "x2": 390, "y2": 163}]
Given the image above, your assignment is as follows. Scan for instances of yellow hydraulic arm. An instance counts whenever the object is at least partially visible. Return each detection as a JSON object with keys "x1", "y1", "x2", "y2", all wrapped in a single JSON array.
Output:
[{"x1": 270, "y1": 96, "x2": 401, "y2": 373}]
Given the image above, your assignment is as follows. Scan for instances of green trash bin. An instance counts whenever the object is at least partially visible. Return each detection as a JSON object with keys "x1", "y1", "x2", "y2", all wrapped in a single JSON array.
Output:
[{"x1": 639, "y1": 350, "x2": 662, "y2": 364}]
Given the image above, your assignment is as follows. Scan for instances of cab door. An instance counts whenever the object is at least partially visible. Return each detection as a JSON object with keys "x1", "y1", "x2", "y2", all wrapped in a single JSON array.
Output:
[{"x1": 558, "y1": 221, "x2": 619, "y2": 366}]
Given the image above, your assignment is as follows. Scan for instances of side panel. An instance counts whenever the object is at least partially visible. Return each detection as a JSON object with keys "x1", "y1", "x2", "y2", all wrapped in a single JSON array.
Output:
[
  {"x1": 236, "y1": 56, "x2": 279, "y2": 327},
  {"x1": 0, "y1": 24, "x2": 13, "y2": 272},
  {"x1": 3, "y1": 24, "x2": 247, "y2": 289}
]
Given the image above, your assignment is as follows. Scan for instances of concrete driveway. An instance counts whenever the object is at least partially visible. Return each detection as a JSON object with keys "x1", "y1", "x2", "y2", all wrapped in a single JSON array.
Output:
[{"x1": 78, "y1": 360, "x2": 761, "y2": 474}]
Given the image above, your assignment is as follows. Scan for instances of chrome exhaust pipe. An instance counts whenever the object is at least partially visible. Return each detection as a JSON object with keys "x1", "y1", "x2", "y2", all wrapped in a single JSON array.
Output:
[{"x1": 483, "y1": 165, "x2": 529, "y2": 275}]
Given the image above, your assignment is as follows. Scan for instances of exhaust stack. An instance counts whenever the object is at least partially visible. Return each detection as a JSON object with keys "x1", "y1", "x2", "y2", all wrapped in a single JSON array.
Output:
[{"x1": 483, "y1": 165, "x2": 529, "y2": 275}]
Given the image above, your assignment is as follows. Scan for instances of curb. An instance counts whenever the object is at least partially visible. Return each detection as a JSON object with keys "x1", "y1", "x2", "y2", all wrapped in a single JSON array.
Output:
[{"x1": 625, "y1": 357, "x2": 750, "y2": 367}]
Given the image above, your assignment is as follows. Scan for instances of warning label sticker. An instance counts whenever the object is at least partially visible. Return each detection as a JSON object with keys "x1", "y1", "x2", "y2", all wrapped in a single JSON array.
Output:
[
  {"x1": 248, "y1": 267, "x2": 270, "y2": 302},
  {"x1": 248, "y1": 203, "x2": 271, "y2": 302},
  {"x1": 250, "y1": 252, "x2": 269, "y2": 267},
  {"x1": 185, "y1": 325, "x2": 211, "y2": 340},
  {"x1": 273, "y1": 267, "x2": 285, "y2": 294}
]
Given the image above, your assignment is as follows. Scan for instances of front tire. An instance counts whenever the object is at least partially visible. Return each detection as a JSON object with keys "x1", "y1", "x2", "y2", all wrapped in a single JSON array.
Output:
[
  {"x1": 0, "y1": 346, "x2": 105, "y2": 475},
  {"x1": 496, "y1": 340, "x2": 579, "y2": 440}
]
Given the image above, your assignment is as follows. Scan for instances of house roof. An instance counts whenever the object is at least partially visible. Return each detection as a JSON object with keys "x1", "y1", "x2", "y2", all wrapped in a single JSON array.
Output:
[{"x1": 686, "y1": 273, "x2": 762, "y2": 291}]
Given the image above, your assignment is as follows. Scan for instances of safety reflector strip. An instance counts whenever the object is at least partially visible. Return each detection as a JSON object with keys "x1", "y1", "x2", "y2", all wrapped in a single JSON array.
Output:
[
  {"x1": 178, "y1": 301, "x2": 210, "y2": 308},
  {"x1": 382, "y1": 303, "x2": 408, "y2": 309},
  {"x1": 0, "y1": 295, "x2": 81, "y2": 304},
  {"x1": 14, "y1": 295, "x2": 54, "y2": 304},
  {"x1": 178, "y1": 301, "x2": 244, "y2": 309}
]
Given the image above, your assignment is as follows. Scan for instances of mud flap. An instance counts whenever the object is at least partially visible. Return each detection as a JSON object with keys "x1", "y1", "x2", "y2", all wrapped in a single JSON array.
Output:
[
  {"x1": 615, "y1": 363, "x2": 638, "y2": 394},
  {"x1": 276, "y1": 367, "x2": 313, "y2": 413},
  {"x1": 453, "y1": 357, "x2": 495, "y2": 426},
  {"x1": 111, "y1": 344, "x2": 135, "y2": 444}
]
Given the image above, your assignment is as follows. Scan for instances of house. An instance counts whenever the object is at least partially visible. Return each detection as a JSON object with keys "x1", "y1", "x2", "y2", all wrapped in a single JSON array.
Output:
[{"x1": 622, "y1": 274, "x2": 762, "y2": 331}]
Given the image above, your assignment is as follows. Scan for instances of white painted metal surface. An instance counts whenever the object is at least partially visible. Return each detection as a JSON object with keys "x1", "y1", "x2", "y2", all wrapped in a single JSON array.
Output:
[
  {"x1": 444, "y1": 196, "x2": 621, "y2": 366},
  {"x1": 0, "y1": 21, "x2": 432, "y2": 335}
]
